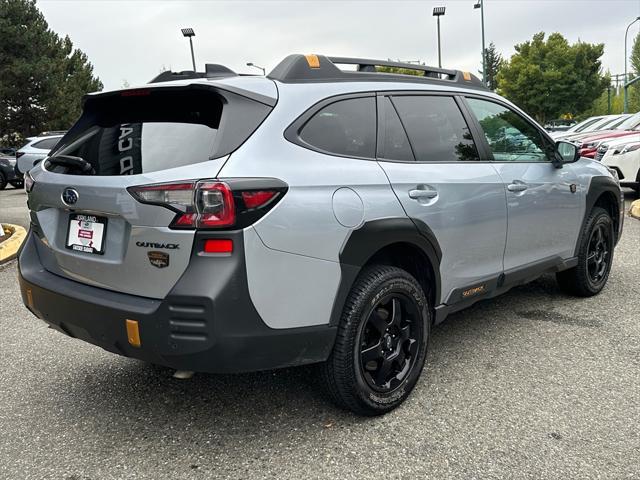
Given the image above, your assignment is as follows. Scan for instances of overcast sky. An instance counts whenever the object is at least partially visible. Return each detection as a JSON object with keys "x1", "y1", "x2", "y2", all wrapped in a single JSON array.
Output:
[{"x1": 38, "y1": 0, "x2": 640, "y2": 91}]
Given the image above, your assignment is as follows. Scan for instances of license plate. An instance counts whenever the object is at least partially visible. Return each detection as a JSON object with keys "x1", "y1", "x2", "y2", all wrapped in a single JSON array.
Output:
[{"x1": 66, "y1": 214, "x2": 107, "y2": 255}]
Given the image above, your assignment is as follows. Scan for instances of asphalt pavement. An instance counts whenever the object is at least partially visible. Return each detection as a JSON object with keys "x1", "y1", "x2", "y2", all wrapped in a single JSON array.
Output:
[{"x1": 0, "y1": 188, "x2": 638, "y2": 479}]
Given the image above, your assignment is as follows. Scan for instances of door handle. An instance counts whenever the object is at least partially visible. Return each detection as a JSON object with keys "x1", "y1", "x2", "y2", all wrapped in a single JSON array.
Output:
[
  {"x1": 507, "y1": 181, "x2": 528, "y2": 192},
  {"x1": 409, "y1": 188, "x2": 438, "y2": 199}
]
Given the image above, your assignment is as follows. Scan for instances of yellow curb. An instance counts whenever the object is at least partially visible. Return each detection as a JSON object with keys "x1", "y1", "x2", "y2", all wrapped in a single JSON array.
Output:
[
  {"x1": 0, "y1": 224, "x2": 27, "y2": 264},
  {"x1": 630, "y1": 200, "x2": 640, "y2": 220}
]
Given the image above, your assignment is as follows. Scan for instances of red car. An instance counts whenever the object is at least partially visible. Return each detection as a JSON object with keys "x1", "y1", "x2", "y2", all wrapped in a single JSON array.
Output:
[{"x1": 577, "y1": 113, "x2": 640, "y2": 158}]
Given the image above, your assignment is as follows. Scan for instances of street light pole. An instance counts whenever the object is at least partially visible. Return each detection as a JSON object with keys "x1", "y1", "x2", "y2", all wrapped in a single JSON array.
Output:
[
  {"x1": 433, "y1": 7, "x2": 446, "y2": 69},
  {"x1": 181, "y1": 28, "x2": 197, "y2": 71},
  {"x1": 474, "y1": 0, "x2": 486, "y2": 87},
  {"x1": 624, "y1": 16, "x2": 640, "y2": 113}
]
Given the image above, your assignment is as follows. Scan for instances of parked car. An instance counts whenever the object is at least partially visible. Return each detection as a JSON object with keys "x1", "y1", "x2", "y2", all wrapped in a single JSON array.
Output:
[
  {"x1": 0, "y1": 154, "x2": 23, "y2": 189},
  {"x1": 0, "y1": 146, "x2": 16, "y2": 156},
  {"x1": 571, "y1": 113, "x2": 640, "y2": 158},
  {"x1": 544, "y1": 119, "x2": 577, "y2": 133},
  {"x1": 18, "y1": 55, "x2": 623, "y2": 416},
  {"x1": 550, "y1": 115, "x2": 608, "y2": 139},
  {"x1": 598, "y1": 136, "x2": 640, "y2": 197},
  {"x1": 15, "y1": 133, "x2": 65, "y2": 178}
]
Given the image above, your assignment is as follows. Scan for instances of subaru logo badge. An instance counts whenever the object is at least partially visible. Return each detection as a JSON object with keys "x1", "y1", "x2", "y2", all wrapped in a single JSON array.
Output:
[{"x1": 61, "y1": 188, "x2": 79, "y2": 206}]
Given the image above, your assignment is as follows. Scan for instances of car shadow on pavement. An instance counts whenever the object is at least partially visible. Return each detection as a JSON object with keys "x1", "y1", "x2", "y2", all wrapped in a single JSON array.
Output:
[{"x1": 33, "y1": 273, "x2": 598, "y2": 442}]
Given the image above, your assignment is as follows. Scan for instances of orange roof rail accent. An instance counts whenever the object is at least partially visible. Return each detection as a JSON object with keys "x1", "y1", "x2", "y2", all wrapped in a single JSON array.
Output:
[{"x1": 305, "y1": 54, "x2": 320, "y2": 68}]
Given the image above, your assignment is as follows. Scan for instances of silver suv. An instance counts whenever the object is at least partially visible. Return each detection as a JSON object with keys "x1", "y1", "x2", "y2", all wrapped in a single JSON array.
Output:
[{"x1": 18, "y1": 55, "x2": 623, "y2": 415}]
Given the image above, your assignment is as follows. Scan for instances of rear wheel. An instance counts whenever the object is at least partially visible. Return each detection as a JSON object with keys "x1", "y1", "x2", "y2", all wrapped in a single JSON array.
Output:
[
  {"x1": 321, "y1": 265, "x2": 430, "y2": 416},
  {"x1": 556, "y1": 207, "x2": 614, "y2": 296},
  {"x1": 0, "y1": 172, "x2": 7, "y2": 190}
]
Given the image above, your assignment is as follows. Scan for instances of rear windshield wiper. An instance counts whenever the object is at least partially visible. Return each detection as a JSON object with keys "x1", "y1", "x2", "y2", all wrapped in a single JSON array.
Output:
[{"x1": 46, "y1": 155, "x2": 95, "y2": 175}]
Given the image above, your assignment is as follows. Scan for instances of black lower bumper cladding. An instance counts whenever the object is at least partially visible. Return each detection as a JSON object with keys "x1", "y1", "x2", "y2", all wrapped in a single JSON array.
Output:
[{"x1": 18, "y1": 231, "x2": 336, "y2": 373}]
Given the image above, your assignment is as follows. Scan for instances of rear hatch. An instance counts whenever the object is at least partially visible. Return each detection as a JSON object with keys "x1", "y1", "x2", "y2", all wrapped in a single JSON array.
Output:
[{"x1": 26, "y1": 80, "x2": 276, "y2": 299}]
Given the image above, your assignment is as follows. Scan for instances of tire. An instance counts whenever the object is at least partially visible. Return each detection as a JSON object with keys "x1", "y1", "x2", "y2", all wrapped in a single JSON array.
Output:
[
  {"x1": 0, "y1": 172, "x2": 6, "y2": 190},
  {"x1": 556, "y1": 206, "x2": 614, "y2": 297},
  {"x1": 321, "y1": 265, "x2": 430, "y2": 416}
]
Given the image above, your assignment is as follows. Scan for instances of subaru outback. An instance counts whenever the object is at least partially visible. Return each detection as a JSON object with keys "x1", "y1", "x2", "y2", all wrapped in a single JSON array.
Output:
[{"x1": 18, "y1": 55, "x2": 624, "y2": 415}]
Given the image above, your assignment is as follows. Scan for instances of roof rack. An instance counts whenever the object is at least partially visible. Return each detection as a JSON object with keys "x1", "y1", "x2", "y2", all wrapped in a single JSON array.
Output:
[
  {"x1": 149, "y1": 64, "x2": 237, "y2": 83},
  {"x1": 267, "y1": 54, "x2": 487, "y2": 89}
]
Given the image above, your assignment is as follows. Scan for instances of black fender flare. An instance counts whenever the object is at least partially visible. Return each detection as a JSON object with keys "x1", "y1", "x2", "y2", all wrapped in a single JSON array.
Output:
[
  {"x1": 575, "y1": 176, "x2": 622, "y2": 254},
  {"x1": 329, "y1": 217, "x2": 442, "y2": 326}
]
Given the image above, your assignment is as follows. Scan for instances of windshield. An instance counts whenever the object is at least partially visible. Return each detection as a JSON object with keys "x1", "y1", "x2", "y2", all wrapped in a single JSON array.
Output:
[
  {"x1": 571, "y1": 117, "x2": 603, "y2": 133},
  {"x1": 616, "y1": 112, "x2": 640, "y2": 131}
]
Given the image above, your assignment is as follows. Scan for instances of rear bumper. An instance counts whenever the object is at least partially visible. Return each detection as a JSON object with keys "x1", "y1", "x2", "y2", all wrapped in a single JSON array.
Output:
[{"x1": 18, "y1": 231, "x2": 336, "y2": 373}]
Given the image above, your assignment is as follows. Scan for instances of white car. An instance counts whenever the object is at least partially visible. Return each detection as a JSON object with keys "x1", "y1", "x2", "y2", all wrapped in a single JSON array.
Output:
[
  {"x1": 599, "y1": 135, "x2": 640, "y2": 197},
  {"x1": 15, "y1": 133, "x2": 65, "y2": 177}
]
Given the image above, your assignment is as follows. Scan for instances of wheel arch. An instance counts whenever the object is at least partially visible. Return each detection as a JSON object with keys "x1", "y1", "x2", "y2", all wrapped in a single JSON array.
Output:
[
  {"x1": 577, "y1": 176, "x2": 622, "y2": 253},
  {"x1": 330, "y1": 218, "x2": 442, "y2": 327}
]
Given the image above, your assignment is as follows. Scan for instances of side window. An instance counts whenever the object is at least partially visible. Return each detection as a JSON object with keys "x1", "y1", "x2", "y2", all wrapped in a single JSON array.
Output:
[
  {"x1": 391, "y1": 95, "x2": 479, "y2": 162},
  {"x1": 379, "y1": 97, "x2": 414, "y2": 162},
  {"x1": 466, "y1": 98, "x2": 549, "y2": 162},
  {"x1": 33, "y1": 137, "x2": 60, "y2": 150},
  {"x1": 298, "y1": 97, "x2": 376, "y2": 158}
]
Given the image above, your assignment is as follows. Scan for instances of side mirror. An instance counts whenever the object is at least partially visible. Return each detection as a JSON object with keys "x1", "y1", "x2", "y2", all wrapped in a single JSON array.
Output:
[{"x1": 554, "y1": 140, "x2": 580, "y2": 167}]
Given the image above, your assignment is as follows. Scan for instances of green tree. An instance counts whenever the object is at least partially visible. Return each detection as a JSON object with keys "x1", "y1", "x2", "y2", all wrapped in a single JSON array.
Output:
[
  {"x1": 628, "y1": 32, "x2": 640, "y2": 113},
  {"x1": 481, "y1": 42, "x2": 503, "y2": 90},
  {"x1": 0, "y1": 0, "x2": 102, "y2": 142},
  {"x1": 496, "y1": 32, "x2": 608, "y2": 123}
]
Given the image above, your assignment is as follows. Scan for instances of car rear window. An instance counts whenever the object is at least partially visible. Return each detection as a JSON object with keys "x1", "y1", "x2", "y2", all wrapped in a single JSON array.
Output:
[
  {"x1": 298, "y1": 97, "x2": 376, "y2": 158},
  {"x1": 33, "y1": 138, "x2": 61, "y2": 150},
  {"x1": 50, "y1": 88, "x2": 272, "y2": 175}
]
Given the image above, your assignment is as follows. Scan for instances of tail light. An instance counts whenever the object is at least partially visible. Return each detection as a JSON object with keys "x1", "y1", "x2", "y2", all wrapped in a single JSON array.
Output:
[
  {"x1": 16, "y1": 151, "x2": 25, "y2": 159},
  {"x1": 128, "y1": 178, "x2": 286, "y2": 230}
]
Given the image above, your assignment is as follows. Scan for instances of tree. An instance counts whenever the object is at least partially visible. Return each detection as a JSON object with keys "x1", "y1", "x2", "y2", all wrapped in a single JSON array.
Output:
[
  {"x1": 496, "y1": 32, "x2": 609, "y2": 123},
  {"x1": 481, "y1": 42, "x2": 503, "y2": 90},
  {"x1": 628, "y1": 32, "x2": 640, "y2": 113},
  {"x1": 0, "y1": 0, "x2": 102, "y2": 142}
]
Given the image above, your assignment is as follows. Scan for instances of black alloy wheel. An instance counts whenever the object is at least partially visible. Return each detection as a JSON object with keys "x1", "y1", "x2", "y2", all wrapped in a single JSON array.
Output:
[{"x1": 359, "y1": 294, "x2": 421, "y2": 392}]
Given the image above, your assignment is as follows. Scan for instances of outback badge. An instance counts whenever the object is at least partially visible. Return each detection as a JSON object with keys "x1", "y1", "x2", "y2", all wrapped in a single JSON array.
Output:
[{"x1": 147, "y1": 251, "x2": 169, "y2": 269}]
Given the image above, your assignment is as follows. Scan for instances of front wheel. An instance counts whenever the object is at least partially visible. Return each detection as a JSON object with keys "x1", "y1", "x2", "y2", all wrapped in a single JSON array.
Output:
[
  {"x1": 321, "y1": 265, "x2": 430, "y2": 416},
  {"x1": 556, "y1": 206, "x2": 614, "y2": 296},
  {"x1": 0, "y1": 172, "x2": 6, "y2": 190}
]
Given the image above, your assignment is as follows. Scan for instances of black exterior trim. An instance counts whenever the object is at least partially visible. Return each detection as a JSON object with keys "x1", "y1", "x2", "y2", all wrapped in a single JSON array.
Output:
[
  {"x1": 18, "y1": 231, "x2": 336, "y2": 373},
  {"x1": 331, "y1": 218, "x2": 442, "y2": 327},
  {"x1": 268, "y1": 54, "x2": 488, "y2": 91},
  {"x1": 577, "y1": 175, "x2": 623, "y2": 251},
  {"x1": 434, "y1": 255, "x2": 578, "y2": 323}
]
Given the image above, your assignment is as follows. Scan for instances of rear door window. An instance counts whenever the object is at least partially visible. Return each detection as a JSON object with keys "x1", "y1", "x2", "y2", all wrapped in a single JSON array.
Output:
[
  {"x1": 298, "y1": 97, "x2": 376, "y2": 158},
  {"x1": 379, "y1": 97, "x2": 414, "y2": 162},
  {"x1": 391, "y1": 95, "x2": 479, "y2": 162}
]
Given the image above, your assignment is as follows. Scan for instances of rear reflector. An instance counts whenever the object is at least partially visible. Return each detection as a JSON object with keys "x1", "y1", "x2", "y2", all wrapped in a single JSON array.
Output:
[
  {"x1": 203, "y1": 239, "x2": 233, "y2": 253},
  {"x1": 241, "y1": 190, "x2": 277, "y2": 209},
  {"x1": 126, "y1": 319, "x2": 141, "y2": 347}
]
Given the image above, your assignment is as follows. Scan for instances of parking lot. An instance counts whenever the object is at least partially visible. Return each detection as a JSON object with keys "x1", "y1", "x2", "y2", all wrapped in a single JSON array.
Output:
[{"x1": 0, "y1": 187, "x2": 638, "y2": 479}]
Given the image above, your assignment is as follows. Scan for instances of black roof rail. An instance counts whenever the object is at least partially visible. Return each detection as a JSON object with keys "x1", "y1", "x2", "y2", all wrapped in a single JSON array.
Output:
[
  {"x1": 149, "y1": 64, "x2": 237, "y2": 83},
  {"x1": 267, "y1": 54, "x2": 487, "y2": 89}
]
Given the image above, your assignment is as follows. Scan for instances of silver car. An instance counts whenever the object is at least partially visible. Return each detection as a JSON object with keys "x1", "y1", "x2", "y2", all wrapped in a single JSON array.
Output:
[
  {"x1": 18, "y1": 55, "x2": 623, "y2": 415},
  {"x1": 15, "y1": 133, "x2": 65, "y2": 177}
]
